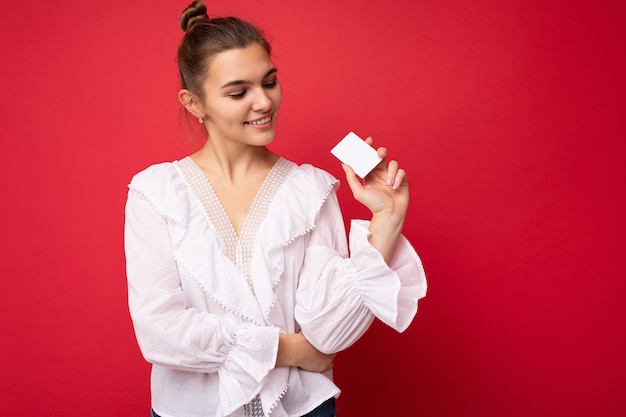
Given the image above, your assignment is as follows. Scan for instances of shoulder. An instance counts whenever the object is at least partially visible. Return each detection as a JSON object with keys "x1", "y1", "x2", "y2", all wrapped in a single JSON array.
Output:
[
  {"x1": 129, "y1": 161, "x2": 178, "y2": 190},
  {"x1": 126, "y1": 159, "x2": 192, "y2": 224},
  {"x1": 286, "y1": 161, "x2": 339, "y2": 194}
]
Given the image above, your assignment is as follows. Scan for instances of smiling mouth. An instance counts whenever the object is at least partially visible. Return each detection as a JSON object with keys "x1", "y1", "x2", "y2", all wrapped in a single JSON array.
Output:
[{"x1": 244, "y1": 115, "x2": 272, "y2": 126}]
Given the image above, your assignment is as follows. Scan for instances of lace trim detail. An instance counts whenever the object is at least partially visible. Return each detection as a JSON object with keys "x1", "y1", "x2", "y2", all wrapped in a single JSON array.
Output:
[
  {"x1": 176, "y1": 157, "x2": 293, "y2": 293},
  {"x1": 243, "y1": 394, "x2": 264, "y2": 417},
  {"x1": 175, "y1": 157, "x2": 234, "y2": 257},
  {"x1": 235, "y1": 158, "x2": 293, "y2": 292}
]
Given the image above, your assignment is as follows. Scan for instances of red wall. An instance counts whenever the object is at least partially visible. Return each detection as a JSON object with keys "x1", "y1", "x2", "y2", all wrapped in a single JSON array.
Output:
[{"x1": 1, "y1": 0, "x2": 624, "y2": 415}]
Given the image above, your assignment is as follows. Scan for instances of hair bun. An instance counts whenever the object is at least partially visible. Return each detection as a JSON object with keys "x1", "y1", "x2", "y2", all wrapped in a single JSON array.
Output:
[{"x1": 180, "y1": 0, "x2": 210, "y2": 33}]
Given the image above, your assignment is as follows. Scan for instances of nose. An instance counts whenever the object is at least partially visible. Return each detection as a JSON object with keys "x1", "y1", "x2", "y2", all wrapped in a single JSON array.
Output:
[{"x1": 251, "y1": 88, "x2": 272, "y2": 112}]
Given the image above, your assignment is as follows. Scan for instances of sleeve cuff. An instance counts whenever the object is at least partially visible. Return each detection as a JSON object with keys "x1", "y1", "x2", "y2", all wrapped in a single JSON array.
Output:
[
  {"x1": 218, "y1": 324, "x2": 280, "y2": 415},
  {"x1": 349, "y1": 219, "x2": 428, "y2": 332}
]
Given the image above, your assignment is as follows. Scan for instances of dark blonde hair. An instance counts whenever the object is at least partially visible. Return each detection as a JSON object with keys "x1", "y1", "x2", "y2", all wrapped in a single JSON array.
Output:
[{"x1": 177, "y1": 1, "x2": 271, "y2": 100}]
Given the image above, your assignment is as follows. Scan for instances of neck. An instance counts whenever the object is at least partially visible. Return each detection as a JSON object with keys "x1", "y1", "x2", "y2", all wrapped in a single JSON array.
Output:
[{"x1": 191, "y1": 141, "x2": 277, "y2": 185}]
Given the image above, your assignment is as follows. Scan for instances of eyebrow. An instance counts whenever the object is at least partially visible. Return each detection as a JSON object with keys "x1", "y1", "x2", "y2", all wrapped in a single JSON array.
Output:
[{"x1": 220, "y1": 68, "x2": 278, "y2": 89}]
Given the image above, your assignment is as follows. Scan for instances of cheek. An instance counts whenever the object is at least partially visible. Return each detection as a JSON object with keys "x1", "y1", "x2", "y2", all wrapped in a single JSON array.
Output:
[{"x1": 208, "y1": 102, "x2": 243, "y2": 123}]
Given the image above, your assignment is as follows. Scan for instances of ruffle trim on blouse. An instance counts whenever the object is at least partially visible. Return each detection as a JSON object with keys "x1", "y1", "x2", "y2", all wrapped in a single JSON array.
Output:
[
  {"x1": 217, "y1": 324, "x2": 280, "y2": 415},
  {"x1": 128, "y1": 161, "x2": 340, "y2": 327},
  {"x1": 255, "y1": 164, "x2": 339, "y2": 320}
]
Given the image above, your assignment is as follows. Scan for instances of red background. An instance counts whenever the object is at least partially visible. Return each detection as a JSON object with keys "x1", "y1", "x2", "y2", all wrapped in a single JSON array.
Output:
[{"x1": 1, "y1": 0, "x2": 624, "y2": 415}]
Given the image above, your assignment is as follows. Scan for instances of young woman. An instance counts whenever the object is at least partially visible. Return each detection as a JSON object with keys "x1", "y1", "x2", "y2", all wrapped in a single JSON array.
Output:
[{"x1": 124, "y1": 1, "x2": 427, "y2": 416}]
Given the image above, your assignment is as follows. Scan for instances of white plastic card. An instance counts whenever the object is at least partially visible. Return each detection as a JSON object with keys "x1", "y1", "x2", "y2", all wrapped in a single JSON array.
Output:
[{"x1": 330, "y1": 132, "x2": 383, "y2": 178}]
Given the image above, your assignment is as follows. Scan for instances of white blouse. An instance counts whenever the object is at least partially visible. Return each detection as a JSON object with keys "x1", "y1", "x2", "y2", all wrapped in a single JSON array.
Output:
[{"x1": 124, "y1": 157, "x2": 427, "y2": 417}]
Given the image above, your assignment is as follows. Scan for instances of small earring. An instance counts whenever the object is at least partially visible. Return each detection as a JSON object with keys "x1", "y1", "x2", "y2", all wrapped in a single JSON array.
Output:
[{"x1": 198, "y1": 117, "x2": 204, "y2": 124}]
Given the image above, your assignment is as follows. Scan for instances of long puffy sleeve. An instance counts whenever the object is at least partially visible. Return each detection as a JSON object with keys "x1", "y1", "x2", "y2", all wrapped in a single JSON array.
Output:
[
  {"x1": 124, "y1": 187, "x2": 280, "y2": 412},
  {"x1": 294, "y1": 190, "x2": 427, "y2": 354}
]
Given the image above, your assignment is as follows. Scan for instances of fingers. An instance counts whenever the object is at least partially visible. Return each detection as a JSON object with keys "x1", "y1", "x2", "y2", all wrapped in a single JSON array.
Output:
[
  {"x1": 384, "y1": 160, "x2": 407, "y2": 189},
  {"x1": 386, "y1": 159, "x2": 399, "y2": 186},
  {"x1": 393, "y1": 168, "x2": 407, "y2": 189},
  {"x1": 347, "y1": 135, "x2": 408, "y2": 189}
]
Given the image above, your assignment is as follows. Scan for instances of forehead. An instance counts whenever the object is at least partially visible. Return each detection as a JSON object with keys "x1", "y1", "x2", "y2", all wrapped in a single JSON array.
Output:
[{"x1": 206, "y1": 43, "x2": 275, "y2": 84}]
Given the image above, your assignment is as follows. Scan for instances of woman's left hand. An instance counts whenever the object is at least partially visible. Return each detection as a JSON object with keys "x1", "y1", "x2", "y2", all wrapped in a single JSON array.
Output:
[
  {"x1": 341, "y1": 136, "x2": 409, "y2": 219},
  {"x1": 341, "y1": 136, "x2": 410, "y2": 263}
]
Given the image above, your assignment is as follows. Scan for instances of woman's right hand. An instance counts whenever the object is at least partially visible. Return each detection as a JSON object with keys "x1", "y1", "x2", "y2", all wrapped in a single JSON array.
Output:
[{"x1": 275, "y1": 332, "x2": 335, "y2": 372}]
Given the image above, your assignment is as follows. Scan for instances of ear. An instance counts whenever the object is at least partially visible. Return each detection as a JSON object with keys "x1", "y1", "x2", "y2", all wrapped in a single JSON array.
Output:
[{"x1": 178, "y1": 89, "x2": 205, "y2": 119}]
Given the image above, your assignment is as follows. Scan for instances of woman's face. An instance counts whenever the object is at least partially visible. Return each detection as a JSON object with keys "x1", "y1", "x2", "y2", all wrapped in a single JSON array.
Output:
[{"x1": 199, "y1": 42, "x2": 282, "y2": 148}]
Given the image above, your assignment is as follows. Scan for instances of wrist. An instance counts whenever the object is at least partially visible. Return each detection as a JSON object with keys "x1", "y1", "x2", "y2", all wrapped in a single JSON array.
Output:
[
  {"x1": 275, "y1": 333, "x2": 303, "y2": 368},
  {"x1": 369, "y1": 212, "x2": 404, "y2": 235},
  {"x1": 367, "y1": 214, "x2": 405, "y2": 264}
]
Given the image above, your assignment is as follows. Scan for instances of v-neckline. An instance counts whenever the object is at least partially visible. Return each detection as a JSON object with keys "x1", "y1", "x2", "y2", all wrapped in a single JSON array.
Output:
[
  {"x1": 188, "y1": 157, "x2": 280, "y2": 239},
  {"x1": 176, "y1": 157, "x2": 294, "y2": 275},
  {"x1": 177, "y1": 156, "x2": 294, "y2": 293}
]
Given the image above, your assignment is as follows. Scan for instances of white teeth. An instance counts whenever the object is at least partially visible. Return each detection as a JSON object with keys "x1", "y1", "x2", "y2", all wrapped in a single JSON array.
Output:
[{"x1": 248, "y1": 116, "x2": 271, "y2": 125}]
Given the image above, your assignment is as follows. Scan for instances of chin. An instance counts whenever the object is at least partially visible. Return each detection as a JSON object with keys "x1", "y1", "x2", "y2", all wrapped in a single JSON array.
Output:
[{"x1": 253, "y1": 129, "x2": 277, "y2": 145}]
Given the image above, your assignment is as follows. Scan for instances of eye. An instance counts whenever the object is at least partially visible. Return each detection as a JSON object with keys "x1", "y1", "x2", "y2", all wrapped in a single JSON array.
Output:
[
  {"x1": 263, "y1": 79, "x2": 278, "y2": 89},
  {"x1": 228, "y1": 90, "x2": 247, "y2": 99}
]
